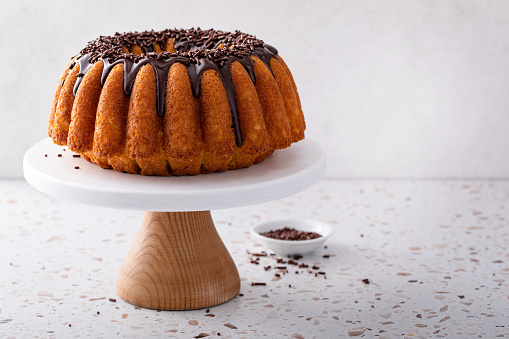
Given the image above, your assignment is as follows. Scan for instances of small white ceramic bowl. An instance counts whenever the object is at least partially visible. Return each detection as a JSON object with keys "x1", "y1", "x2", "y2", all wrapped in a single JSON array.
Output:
[{"x1": 250, "y1": 218, "x2": 333, "y2": 256}]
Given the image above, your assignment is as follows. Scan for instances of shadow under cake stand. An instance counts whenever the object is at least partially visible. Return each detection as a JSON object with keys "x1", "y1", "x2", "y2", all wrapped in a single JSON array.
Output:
[{"x1": 23, "y1": 138, "x2": 326, "y2": 310}]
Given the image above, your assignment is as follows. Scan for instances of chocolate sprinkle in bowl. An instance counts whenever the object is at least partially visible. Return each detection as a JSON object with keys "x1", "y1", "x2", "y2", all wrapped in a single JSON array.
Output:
[{"x1": 251, "y1": 219, "x2": 333, "y2": 256}]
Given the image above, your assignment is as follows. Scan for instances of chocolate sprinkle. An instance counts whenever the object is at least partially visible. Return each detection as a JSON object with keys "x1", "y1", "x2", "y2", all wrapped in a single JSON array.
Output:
[
  {"x1": 252, "y1": 252, "x2": 268, "y2": 257},
  {"x1": 71, "y1": 28, "x2": 280, "y2": 147},
  {"x1": 260, "y1": 227, "x2": 323, "y2": 241}
]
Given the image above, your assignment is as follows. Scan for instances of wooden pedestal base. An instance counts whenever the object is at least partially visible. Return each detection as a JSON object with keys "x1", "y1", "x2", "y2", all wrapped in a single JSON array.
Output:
[{"x1": 116, "y1": 211, "x2": 240, "y2": 310}]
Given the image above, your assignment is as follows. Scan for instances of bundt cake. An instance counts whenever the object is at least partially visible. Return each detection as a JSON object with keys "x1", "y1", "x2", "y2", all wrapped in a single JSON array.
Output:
[{"x1": 48, "y1": 28, "x2": 305, "y2": 175}]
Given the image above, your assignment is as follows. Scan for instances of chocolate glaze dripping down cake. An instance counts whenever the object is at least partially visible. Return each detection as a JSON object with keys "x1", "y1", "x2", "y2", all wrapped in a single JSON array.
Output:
[{"x1": 72, "y1": 28, "x2": 278, "y2": 147}]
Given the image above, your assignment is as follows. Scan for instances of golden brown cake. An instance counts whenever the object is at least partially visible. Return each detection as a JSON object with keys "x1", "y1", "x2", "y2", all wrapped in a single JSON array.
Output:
[{"x1": 48, "y1": 28, "x2": 305, "y2": 175}]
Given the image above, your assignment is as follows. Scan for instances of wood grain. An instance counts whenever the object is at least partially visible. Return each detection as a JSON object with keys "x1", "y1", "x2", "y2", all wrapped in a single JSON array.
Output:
[{"x1": 117, "y1": 211, "x2": 240, "y2": 310}]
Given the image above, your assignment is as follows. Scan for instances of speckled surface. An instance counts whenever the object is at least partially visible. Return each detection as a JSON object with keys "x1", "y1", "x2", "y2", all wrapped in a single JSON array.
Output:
[{"x1": 1, "y1": 179, "x2": 508, "y2": 338}]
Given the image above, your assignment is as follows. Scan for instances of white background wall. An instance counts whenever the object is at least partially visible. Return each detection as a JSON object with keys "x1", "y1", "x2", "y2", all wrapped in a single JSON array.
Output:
[{"x1": 1, "y1": 0, "x2": 509, "y2": 179}]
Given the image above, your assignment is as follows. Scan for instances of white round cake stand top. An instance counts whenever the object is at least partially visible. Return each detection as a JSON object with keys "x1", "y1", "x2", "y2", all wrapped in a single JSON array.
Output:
[{"x1": 23, "y1": 138, "x2": 326, "y2": 212}]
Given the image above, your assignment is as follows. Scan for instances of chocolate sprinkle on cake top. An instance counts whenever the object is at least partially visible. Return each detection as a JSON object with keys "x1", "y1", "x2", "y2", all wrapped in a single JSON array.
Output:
[{"x1": 76, "y1": 28, "x2": 269, "y2": 64}]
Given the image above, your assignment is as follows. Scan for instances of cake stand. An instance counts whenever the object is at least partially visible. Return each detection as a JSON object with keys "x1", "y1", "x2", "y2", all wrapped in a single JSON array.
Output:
[{"x1": 23, "y1": 138, "x2": 326, "y2": 310}]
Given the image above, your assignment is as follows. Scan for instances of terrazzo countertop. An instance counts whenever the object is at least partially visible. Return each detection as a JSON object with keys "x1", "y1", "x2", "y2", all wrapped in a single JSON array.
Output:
[{"x1": 0, "y1": 179, "x2": 508, "y2": 338}]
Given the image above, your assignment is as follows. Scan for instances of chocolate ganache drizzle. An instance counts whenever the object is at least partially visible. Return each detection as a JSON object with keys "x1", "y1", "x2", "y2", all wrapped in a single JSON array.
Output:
[{"x1": 71, "y1": 28, "x2": 279, "y2": 147}]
